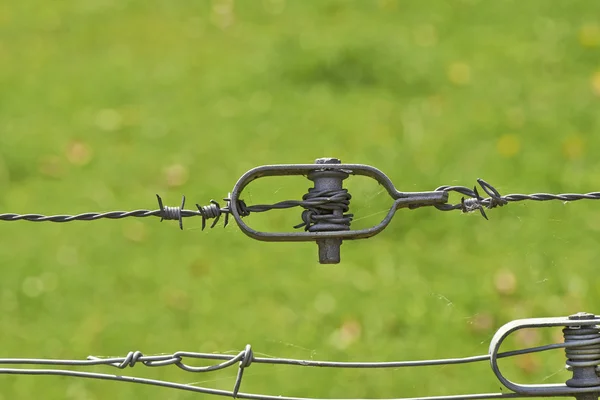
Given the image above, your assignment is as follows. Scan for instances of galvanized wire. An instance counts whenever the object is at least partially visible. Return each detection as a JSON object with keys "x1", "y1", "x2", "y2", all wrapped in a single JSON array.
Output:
[{"x1": 0, "y1": 340, "x2": 585, "y2": 399}]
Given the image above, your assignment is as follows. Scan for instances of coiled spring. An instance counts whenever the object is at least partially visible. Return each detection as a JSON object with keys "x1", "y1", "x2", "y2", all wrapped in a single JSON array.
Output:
[{"x1": 564, "y1": 325, "x2": 600, "y2": 370}]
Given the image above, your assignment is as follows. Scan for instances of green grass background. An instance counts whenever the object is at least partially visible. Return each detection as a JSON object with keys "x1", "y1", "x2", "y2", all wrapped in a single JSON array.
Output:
[{"x1": 2, "y1": 0, "x2": 600, "y2": 398}]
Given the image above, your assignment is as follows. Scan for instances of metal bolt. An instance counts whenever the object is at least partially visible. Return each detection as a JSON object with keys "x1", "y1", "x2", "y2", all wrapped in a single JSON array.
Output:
[
  {"x1": 309, "y1": 158, "x2": 348, "y2": 264},
  {"x1": 315, "y1": 158, "x2": 342, "y2": 165},
  {"x1": 569, "y1": 312, "x2": 597, "y2": 320}
]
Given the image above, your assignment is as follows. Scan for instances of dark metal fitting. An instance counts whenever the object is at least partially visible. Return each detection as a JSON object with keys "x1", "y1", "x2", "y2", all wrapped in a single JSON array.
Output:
[
  {"x1": 227, "y1": 160, "x2": 448, "y2": 264},
  {"x1": 307, "y1": 158, "x2": 349, "y2": 264},
  {"x1": 489, "y1": 315, "x2": 600, "y2": 398}
]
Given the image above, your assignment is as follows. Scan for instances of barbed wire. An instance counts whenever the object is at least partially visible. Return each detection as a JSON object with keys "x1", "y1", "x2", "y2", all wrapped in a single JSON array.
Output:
[
  {"x1": 1, "y1": 179, "x2": 599, "y2": 230},
  {"x1": 3, "y1": 163, "x2": 600, "y2": 397},
  {"x1": 0, "y1": 189, "x2": 353, "y2": 231},
  {"x1": 0, "y1": 339, "x2": 579, "y2": 400},
  {"x1": 424, "y1": 178, "x2": 600, "y2": 220}
]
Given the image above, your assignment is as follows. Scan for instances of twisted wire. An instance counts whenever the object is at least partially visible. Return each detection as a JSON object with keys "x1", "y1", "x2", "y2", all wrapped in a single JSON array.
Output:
[
  {"x1": 294, "y1": 188, "x2": 353, "y2": 231},
  {"x1": 420, "y1": 179, "x2": 600, "y2": 220},
  {"x1": 0, "y1": 340, "x2": 587, "y2": 400},
  {"x1": 0, "y1": 188, "x2": 355, "y2": 231},
  {"x1": 0, "y1": 195, "x2": 246, "y2": 231},
  {"x1": 0, "y1": 195, "x2": 203, "y2": 228},
  {"x1": 3, "y1": 179, "x2": 600, "y2": 227}
]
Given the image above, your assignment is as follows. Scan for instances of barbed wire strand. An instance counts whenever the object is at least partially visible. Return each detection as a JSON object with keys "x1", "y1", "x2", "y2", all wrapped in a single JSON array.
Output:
[
  {"x1": 427, "y1": 179, "x2": 600, "y2": 220},
  {"x1": 2, "y1": 180, "x2": 600, "y2": 229},
  {"x1": 0, "y1": 189, "x2": 352, "y2": 230},
  {"x1": 0, "y1": 338, "x2": 590, "y2": 400}
]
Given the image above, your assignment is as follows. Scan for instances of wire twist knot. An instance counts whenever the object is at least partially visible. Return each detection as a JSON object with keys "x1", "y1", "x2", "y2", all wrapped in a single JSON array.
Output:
[
  {"x1": 232, "y1": 344, "x2": 253, "y2": 398},
  {"x1": 294, "y1": 189, "x2": 353, "y2": 231},
  {"x1": 435, "y1": 179, "x2": 508, "y2": 220},
  {"x1": 117, "y1": 351, "x2": 146, "y2": 368}
]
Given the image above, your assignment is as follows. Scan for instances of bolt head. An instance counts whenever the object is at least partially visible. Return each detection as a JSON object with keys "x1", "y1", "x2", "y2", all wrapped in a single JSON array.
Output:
[
  {"x1": 569, "y1": 312, "x2": 596, "y2": 320},
  {"x1": 315, "y1": 158, "x2": 341, "y2": 165}
]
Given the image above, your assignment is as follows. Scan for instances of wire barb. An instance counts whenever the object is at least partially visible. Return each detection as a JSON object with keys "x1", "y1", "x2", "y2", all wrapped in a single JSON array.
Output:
[
  {"x1": 157, "y1": 194, "x2": 186, "y2": 230},
  {"x1": 195, "y1": 194, "x2": 251, "y2": 231}
]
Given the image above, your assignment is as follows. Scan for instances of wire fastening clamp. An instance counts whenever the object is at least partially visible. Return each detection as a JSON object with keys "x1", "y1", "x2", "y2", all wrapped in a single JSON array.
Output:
[
  {"x1": 227, "y1": 158, "x2": 448, "y2": 263},
  {"x1": 489, "y1": 313, "x2": 600, "y2": 400}
]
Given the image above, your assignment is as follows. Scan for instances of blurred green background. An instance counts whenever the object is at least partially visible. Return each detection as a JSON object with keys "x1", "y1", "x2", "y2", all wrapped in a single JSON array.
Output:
[{"x1": 2, "y1": 0, "x2": 600, "y2": 398}]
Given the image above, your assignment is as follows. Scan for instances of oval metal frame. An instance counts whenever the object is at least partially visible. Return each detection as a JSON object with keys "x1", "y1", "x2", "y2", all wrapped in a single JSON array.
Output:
[
  {"x1": 489, "y1": 316, "x2": 600, "y2": 396},
  {"x1": 228, "y1": 163, "x2": 448, "y2": 242}
]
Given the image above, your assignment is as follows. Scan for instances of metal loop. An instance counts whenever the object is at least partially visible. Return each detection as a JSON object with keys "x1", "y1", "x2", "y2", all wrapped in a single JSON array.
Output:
[
  {"x1": 239, "y1": 344, "x2": 253, "y2": 369},
  {"x1": 232, "y1": 344, "x2": 253, "y2": 398},
  {"x1": 489, "y1": 315, "x2": 600, "y2": 396}
]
